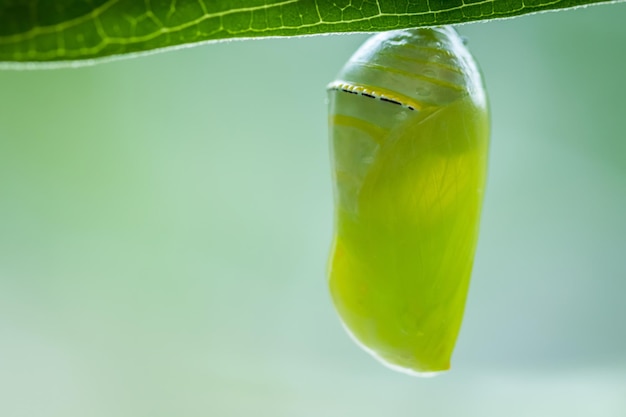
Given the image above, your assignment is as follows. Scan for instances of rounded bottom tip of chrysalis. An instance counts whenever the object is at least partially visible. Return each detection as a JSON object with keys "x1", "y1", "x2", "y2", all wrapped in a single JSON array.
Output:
[
  {"x1": 339, "y1": 321, "x2": 450, "y2": 378},
  {"x1": 377, "y1": 360, "x2": 448, "y2": 378}
]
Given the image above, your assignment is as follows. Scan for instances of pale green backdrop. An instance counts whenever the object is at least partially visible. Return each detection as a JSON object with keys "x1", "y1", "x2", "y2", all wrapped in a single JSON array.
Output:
[{"x1": 1, "y1": 4, "x2": 625, "y2": 416}]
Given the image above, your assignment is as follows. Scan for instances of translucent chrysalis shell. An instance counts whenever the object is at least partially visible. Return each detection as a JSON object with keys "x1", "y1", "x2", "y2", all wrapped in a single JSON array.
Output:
[{"x1": 327, "y1": 27, "x2": 490, "y2": 376}]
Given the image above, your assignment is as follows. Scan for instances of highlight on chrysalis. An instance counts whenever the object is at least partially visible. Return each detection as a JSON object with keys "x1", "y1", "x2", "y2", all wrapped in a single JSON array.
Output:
[{"x1": 326, "y1": 26, "x2": 490, "y2": 376}]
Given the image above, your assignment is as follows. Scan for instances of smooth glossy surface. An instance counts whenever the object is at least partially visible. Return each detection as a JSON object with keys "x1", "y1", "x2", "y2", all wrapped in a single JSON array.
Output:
[{"x1": 327, "y1": 27, "x2": 490, "y2": 375}]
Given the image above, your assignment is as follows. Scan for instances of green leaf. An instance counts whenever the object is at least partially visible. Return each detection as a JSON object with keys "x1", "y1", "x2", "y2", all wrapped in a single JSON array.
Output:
[{"x1": 0, "y1": 0, "x2": 621, "y2": 67}]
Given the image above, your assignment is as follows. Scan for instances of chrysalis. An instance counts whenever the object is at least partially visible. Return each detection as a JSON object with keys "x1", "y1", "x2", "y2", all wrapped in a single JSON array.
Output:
[{"x1": 327, "y1": 27, "x2": 489, "y2": 376}]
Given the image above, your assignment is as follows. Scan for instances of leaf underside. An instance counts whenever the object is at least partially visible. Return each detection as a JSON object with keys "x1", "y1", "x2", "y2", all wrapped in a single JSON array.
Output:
[{"x1": 0, "y1": 0, "x2": 621, "y2": 66}]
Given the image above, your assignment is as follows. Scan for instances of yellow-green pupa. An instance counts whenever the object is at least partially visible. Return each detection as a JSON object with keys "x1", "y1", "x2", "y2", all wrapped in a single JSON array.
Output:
[{"x1": 327, "y1": 27, "x2": 489, "y2": 376}]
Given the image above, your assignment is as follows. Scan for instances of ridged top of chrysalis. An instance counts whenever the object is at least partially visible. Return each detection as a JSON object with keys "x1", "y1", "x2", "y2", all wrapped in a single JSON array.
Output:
[{"x1": 333, "y1": 27, "x2": 486, "y2": 109}]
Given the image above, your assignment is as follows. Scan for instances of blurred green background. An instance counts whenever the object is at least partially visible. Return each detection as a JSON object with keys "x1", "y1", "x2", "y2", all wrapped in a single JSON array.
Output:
[{"x1": 1, "y1": 4, "x2": 625, "y2": 417}]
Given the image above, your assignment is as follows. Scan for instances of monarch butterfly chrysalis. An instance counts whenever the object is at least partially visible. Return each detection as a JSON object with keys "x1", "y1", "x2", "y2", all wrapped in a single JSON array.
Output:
[{"x1": 327, "y1": 27, "x2": 489, "y2": 376}]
